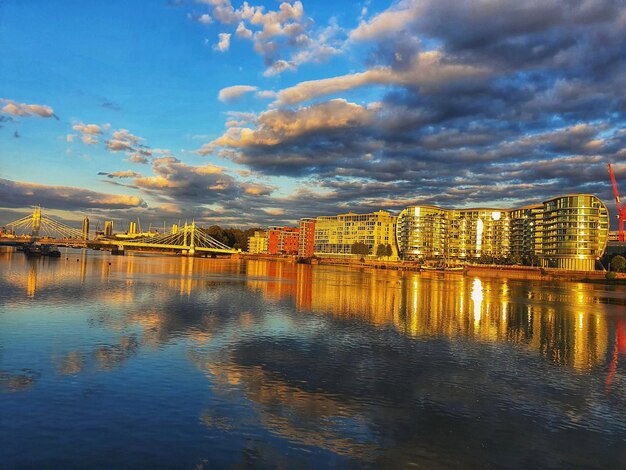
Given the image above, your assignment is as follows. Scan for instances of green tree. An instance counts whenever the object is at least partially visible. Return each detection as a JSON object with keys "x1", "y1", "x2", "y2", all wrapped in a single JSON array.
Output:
[
  {"x1": 376, "y1": 244, "x2": 387, "y2": 258},
  {"x1": 611, "y1": 255, "x2": 626, "y2": 272},
  {"x1": 385, "y1": 244, "x2": 393, "y2": 258},
  {"x1": 204, "y1": 225, "x2": 232, "y2": 246},
  {"x1": 351, "y1": 242, "x2": 370, "y2": 256}
]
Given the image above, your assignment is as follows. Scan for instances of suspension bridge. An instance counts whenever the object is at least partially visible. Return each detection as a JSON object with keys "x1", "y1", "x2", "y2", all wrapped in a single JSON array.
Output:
[{"x1": 0, "y1": 207, "x2": 239, "y2": 256}]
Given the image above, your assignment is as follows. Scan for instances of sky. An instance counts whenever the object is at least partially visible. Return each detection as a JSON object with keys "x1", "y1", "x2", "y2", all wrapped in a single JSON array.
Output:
[{"x1": 1, "y1": 0, "x2": 625, "y2": 230}]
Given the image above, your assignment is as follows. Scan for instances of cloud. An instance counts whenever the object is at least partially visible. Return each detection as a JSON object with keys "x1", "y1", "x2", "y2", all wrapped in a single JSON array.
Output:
[
  {"x1": 112, "y1": 129, "x2": 142, "y2": 145},
  {"x1": 68, "y1": 122, "x2": 152, "y2": 162},
  {"x1": 104, "y1": 171, "x2": 143, "y2": 179},
  {"x1": 262, "y1": 207, "x2": 285, "y2": 216},
  {"x1": 126, "y1": 157, "x2": 277, "y2": 213},
  {"x1": 198, "y1": 13, "x2": 212, "y2": 24},
  {"x1": 103, "y1": 128, "x2": 146, "y2": 153},
  {"x1": 0, "y1": 99, "x2": 57, "y2": 119},
  {"x1": 68, "y1": 122, "x2": 103, "y2": 145},
  {"x1": 128, "y1": 153, "x2": 150, "y2": 164},
  {"x1": 106, "y1": 139, "x2": 134, "y2": 152},
  {"x1": 262, "y1": 59, "x2": 297, "y2": 77},
  {"x1": 255, "y1": 90, "x2": 277, "y2": 100},
  {"x1": 273, "y1": 50, "x2": 489, "y2": 105},
  {"x1": 82, "y1": 135, "x2": 98, "y2": 145},
  {"x1": 101, "y1": 100, "x2": 122, "y2": 111},
  {"x1": 0, "y1": 178, "x2": 146, "y2": 211},
  {"x1": 218, "y1": 85, "x2": 258, "y2": 103},
  {"x1": 73, "y1": 123, "x2": 102, "y2": 135},
  {"x1": 236, "y1": 21, "x2": 252, "y2": 39},
  {"x1": 349, "y1": 0, "x2": 419, "y2": 41},
  {"x1": 214, "y1": 33, "x2": 231, "y2": 52},
  {"x1": 191, "y1": 0, "x2": 626, "y2": 219},
  {"x1": 198, "y1": 1, "x2": 342, "y2": 75},
  {"x1": 244, "y1": 182, "x2": 275, "y2": 196},
  {"x1": 200, "y1": 99, "x2": 374, "y2": 154},
  {"x1": 0, "y1": 115, "x2": 14, "y2": 126}
]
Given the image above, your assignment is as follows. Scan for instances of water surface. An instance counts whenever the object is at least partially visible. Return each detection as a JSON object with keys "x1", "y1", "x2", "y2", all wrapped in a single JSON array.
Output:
[{"x1": 1, "y1": 248, "x2": 626, "y2": 468}]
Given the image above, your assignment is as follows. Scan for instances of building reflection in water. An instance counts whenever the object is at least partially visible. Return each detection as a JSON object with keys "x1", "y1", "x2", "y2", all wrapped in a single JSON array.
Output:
[
  {"x1": 1, "y1": 253, "x2": 617, "y2": 373},
  {"x1": 240, "y1": 260, "x2": 611, "y2": 372}
]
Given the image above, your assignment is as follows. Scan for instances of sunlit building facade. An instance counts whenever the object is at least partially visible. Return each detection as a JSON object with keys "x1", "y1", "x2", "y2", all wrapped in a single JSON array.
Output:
[
  {"x1": 268, "y1": 227, "x2": 299, "y2": 255},
  {"x1": 298, "y1": 218, "x2": 316, "y2": 257},
  {"x1": 540, "y1": 194, "x2": 609, "y2": 270},
  {"x1": 396, "y1": 206, "x2": 510, "y2": 260},
  {"x1": 395, "y1": 194, "x2": 609, "y2": 270},
  {"x1": 448, "y1": 209, "x2": 510, "y2": 259},
  {"x1": 247, "y1": 230, "x2": 267, "y2": 254},
  {"x1": 395, "y1": 206, "x2": 447, "y2": 259},
  {"x1": 509, "y1": 204, "x2": 543, "y2": 261},
  {"x1": 314, "y1": 210, "x2": 398, "y2": 259}
]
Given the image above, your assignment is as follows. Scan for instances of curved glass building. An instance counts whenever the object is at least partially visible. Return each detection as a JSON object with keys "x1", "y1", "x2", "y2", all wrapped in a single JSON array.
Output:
[
  {"x1": 540, "y1": 194, "x2": 609, "y2": 270},
  {"x1": 395, "y1": 206, "x2": 447, "y2": 260},
  {"x1": 395, "y1": 194, "x2": 609, "y2": 271}
]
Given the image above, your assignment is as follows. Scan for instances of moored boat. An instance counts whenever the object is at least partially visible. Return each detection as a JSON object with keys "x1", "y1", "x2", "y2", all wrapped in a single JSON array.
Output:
[
  {"x1": 23, "y1": 243, "x2": 43, "y2": 257},
  {"x1": 42, "y1": 244, "x2": 61, "y2": 257}
]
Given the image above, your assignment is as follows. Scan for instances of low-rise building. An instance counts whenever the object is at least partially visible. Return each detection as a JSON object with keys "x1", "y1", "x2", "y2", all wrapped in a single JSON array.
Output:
[
  {"x1": 314, "y1": 210, "x2": 398, "y2": 259},
  {"x1": 248, "y1": 230, "x2": 268, "y2": 254}
]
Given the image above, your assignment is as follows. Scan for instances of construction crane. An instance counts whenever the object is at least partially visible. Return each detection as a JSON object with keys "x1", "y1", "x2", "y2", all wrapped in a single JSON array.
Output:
[{"x1": 608, "y1": 163, "x2": 626, "y2": 242}]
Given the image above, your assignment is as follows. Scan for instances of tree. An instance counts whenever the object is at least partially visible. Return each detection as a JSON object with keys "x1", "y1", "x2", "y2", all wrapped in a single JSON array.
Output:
[
  {"x1": 351, "y1": 242, "x2": 370, "y2": 256},
  {"x1": 205, "y1": 225, "x2": 234, "y2": 247},
  {"x1": 202, "y1": 225, "x2": 263, "y2": 249},
  {"x1": 385, "y1": 244, "x2": 393, "y2": 258},
  {"x1": 376, "y1": 244, "x2": 387, "y2": 258},
  {"x1": 611, "y1": 255, "x2": 626, "y2": 272}
]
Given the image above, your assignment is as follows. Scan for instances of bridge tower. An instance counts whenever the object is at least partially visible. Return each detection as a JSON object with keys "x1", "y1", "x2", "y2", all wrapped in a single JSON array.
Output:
[
  {"x1": 32, "y1": 206, "x2": 42, "y2": 238},
  {"x1": 82, "y1": 217, "x2": 90, "y2": 240},
  {"x1": 188, "y1": 221, "x2": 196, "y2": 256}
]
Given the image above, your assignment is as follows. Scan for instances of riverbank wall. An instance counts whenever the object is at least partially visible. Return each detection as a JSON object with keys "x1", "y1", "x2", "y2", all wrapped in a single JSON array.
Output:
[{"x1": 241, "y1": 253, "x2": 626, "y2": 283}]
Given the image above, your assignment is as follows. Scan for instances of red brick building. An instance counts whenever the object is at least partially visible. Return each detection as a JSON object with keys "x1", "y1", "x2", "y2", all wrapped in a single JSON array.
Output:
[
  {"x1": 267, "y1": 226, "x2": 300, "y2": 255},
  {"x1": 298, "y1": 218, "x2": 316, "y2": 257}
]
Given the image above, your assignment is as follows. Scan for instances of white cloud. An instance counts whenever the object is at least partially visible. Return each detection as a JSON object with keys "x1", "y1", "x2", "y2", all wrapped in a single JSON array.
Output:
[
  {"x1": 0, "y1": 99, "x2": 56, "y2": 118},
  {"x1": 236, "y1": 21, "x2": 253, "y2": 39},
  {"x1": 349, "y1": 0, "x2": 420, "y2": 41},
  {"x1": 73, "y1": 123, "x2": 102, "y2": 135},
  {"x1": 214, "y1": 33, "x2": 231, "y2": 52},
  {"x1": 273, "y1": 50, "x2": 490, "y2": 105},
  {"x1": 197, "y1": 0, "x2": 340, "y2": 76},
  {"x1": 128, "y1": 153, "x2": 150, "y2": 164},
  {"x1": 262, "y1": 207, "x2": 285, "y2": 215},
  {"x1": 198, "y1": 13, "x2": 212, "y2": 24},
  {"x1": 112, "y1": 129, "x2": 142, "y2": 145},
  {"x1": 262, "y1": 59, "x2": 297, "y2": 77},
  {"x1": 199, "y1": 99, "x2": 374, "y2": 153},
  {"x1": 106, "y1": 139, "x2": 133, "y2": 152},
  {"x1": 218, "y1": 85, "x2": 258, "y2": 102},
  {"x1": 255, "y1": 90, "x2": 277, "y2": 100},
  {"x1": 82, "y1": 135, "x2": 98, "y2": 145}
]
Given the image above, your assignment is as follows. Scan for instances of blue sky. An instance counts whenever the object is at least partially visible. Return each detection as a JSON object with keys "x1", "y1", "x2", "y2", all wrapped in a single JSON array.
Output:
[{"x1": 1, "y1": 0, "x2": 625, "y2": 229}]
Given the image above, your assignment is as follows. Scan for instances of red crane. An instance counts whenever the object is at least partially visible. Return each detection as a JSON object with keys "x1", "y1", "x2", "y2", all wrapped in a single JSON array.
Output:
[{"x1": 608, "y1": 163, "x2": 626, "y2": 242}]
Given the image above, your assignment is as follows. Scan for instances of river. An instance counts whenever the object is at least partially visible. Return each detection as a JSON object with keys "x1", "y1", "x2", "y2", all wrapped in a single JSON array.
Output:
[{"x1": 1, "y1": 248, "x2": 626, "y2": 468}]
